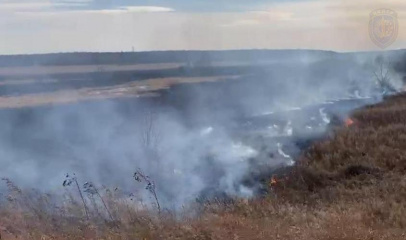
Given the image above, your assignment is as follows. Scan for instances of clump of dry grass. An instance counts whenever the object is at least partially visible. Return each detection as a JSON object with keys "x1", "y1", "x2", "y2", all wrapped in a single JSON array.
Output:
[{"x1": 2, "y1": 93, "x2": 406, "y2": 239}]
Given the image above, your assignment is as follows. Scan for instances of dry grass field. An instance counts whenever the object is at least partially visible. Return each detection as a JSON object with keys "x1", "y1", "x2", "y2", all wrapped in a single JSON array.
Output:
[
  {"x1": 0, "y1": 59, "x2": 248, "y2": 108},
  {"x1": 0, "y1": 61, "x2": 256, "y2": 77},
  {"x1": 1, "y1": 93, "x2": 406, "y2": 239},
  {"x1": 0, "y1": 63, "x2": 183, "y2": 77},
  {"x1": 0, "y1": 75, "x2": 241, "y2": 108}
]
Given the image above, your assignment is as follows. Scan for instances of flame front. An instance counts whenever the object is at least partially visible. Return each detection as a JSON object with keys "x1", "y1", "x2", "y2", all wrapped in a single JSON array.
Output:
[
  {"x1": 345, "y1": 118, "x2": 354, "y2": 127},
  {"x1": 270, "y1": 176, "x2": 278, "y2": 186}
]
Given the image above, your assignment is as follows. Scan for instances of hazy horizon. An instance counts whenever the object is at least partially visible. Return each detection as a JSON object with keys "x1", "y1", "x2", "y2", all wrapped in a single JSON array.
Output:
[
  {"x1": 1, "y1": 0, "x2": 405, "y2": 55},
  {"x1": 0, "y1": 48, "x2": 405, "y2": 58}
]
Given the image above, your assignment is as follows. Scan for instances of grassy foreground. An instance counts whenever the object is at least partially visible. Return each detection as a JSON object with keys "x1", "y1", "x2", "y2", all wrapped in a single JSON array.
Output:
[{"x1": 2, "y1": 94, "x2": 406, "y2": 239}]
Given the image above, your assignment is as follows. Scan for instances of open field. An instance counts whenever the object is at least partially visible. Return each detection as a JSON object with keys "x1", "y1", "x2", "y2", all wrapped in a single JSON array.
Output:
[
  {"x1": 0, "y1": 75, "x2": 240, "y2": 108},
  {"x1": 0, "y1": 61, "x2": 288, "y2": 78},
  {"x1": 1, "y1": 93, "x2": 406, "y2": 239},
  {"x1": 0, "y1": 63, "x2": 183, "y2": 77},
  {"x1": 0, "y1": 49, "x2": 403, "y2": 109},
  {"x1": 0, "y1": 50, "x2": 404, "y2": 239}
]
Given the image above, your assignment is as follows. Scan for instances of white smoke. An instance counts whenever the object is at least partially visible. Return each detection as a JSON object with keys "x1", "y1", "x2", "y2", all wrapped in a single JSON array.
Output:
[
  {"x1": 319, "y1": 108, "x2": 330, "y2": 124},
  {"x1": 0, "y1": 50, "x2": 403, "y2": 209}
]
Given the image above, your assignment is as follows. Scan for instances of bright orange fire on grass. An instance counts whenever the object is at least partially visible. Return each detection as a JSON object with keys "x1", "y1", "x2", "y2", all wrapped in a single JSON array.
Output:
[
  {"x1": 270, "y1": 176, "x2": 278, "y2": 186},
  {"x1": 345, "y1": 118, "x2": 354, "y2": 127},
  {"x1": 270, "y1": 175, "x2": 289, "y2": 188}
]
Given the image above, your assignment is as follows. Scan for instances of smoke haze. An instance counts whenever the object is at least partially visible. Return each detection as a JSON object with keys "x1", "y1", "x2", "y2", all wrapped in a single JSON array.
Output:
[{"x1": 0, "y1": 50, "x2": 405, "y2": 209}]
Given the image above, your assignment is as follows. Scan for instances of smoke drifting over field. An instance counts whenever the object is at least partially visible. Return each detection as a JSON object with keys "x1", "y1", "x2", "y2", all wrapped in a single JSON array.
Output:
[{"x1": 0, "y1": 50, "x2": 405, "y2": 209}]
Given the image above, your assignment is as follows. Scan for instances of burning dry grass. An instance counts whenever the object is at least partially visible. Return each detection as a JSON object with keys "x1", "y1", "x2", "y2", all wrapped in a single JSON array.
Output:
[{"x1": 2, "y1": 94, "x2": 406, "y2": 239}]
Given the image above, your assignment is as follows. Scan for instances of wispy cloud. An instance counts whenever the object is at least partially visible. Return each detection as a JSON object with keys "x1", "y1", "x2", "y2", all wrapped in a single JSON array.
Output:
[
  {"x1": 118, "y1": 6, "x2": 174, "y2": 13},
  {"x1": 0, "y1": 0, "x2": 92, "y2": 12},
  {"x1": 76, "y1": 6, "x2": 175, "y2": 14}
]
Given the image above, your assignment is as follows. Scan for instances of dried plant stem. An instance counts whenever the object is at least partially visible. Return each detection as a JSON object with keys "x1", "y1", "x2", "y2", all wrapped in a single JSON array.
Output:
[
  {"x1": 95, "y1": 190, "x2": 114, "y2": 221},
  {"x1": 74, "y1": 178, "x2": 89, "y2": 220}
]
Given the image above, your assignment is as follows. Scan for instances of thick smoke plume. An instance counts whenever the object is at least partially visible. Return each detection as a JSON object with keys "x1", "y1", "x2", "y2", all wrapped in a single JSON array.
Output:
[{"x1": 0, "y1": 50, "x2": 404, "y2": 209}]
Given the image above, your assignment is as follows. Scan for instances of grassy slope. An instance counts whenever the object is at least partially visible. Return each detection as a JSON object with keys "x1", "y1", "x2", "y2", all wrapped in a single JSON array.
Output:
[{"x1": 2, "y1": 94, "x2": 406, "y2": 239}]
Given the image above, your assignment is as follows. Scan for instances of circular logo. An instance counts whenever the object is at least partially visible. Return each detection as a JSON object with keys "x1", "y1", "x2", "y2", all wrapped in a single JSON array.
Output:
[{"x1": 369, "y1": 9, "x2": 398, "y2": 49}]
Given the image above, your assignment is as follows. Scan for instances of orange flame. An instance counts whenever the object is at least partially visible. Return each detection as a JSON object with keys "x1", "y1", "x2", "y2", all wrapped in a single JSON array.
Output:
[
  {"x1": 270, "y1": 174, "x2": 290, "y2": 188},
  {"x1": 345, "y1": 118, "x2": 354, "y2": 127},
  {"x1": 270, "y1": 176, "x2": 278, "y2": 186}
]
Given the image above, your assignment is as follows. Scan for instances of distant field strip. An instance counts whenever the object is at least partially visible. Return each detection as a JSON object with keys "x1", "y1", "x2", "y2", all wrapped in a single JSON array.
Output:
[
  {"x1": 0, "y1": 61, "x2": 275, "y2": 77},
  {"x1": 0, "y1": 75, "x2": 240, "y2": 108},
  {"x1": 0, "y1": 63, "x2": 183, "y2": 77}
]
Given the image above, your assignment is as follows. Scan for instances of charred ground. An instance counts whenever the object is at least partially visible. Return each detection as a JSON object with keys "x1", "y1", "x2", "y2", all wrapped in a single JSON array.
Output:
[
  {"x1": 0, "y1": 50, "x2": 405, "y2": 239},
  {"x1": 1, "y1": 87, "x2": 406, "y2": 240}
]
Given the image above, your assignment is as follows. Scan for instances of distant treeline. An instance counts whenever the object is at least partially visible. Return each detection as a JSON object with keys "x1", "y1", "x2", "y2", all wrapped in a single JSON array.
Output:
[{"x1": 0, "y1": 50, "x2": 337, "y2": 67}]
